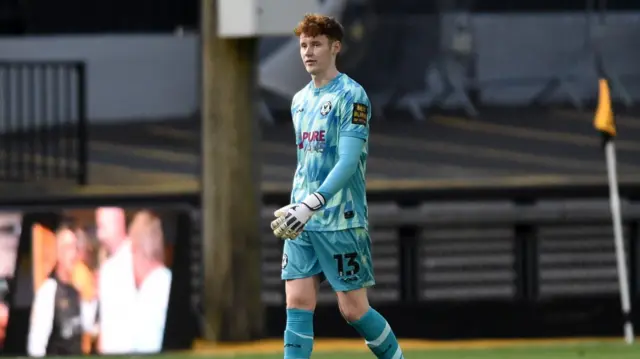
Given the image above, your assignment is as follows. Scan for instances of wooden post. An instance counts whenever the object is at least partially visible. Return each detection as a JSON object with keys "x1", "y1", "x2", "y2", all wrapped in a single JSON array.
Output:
[{"x1": 200, "y1": 0, "x2": 263, "y2": 342}]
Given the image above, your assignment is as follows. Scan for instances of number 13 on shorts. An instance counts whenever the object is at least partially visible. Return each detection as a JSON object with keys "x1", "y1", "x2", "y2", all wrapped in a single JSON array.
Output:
[
  {"x1": 333, "y1": 252, "x2": 360, "y2": 277},
  {"x1": 281, "y1": 228, "x2": 376, "y2": 292}
]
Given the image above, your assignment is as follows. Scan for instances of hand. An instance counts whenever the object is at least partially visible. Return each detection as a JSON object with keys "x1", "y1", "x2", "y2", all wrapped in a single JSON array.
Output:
[
  {"x1": 270, "y1": 204, "x2": 295, "y2": 233},
  {"x1": 272, "y1": 193, "x2": 325, "y2": 240},
  {"x1": 270, "y1": 204, "x2": 296, "y2": 238},
  {"x1": 273, "y1": 204, "x2": 296, "y2": 218}
]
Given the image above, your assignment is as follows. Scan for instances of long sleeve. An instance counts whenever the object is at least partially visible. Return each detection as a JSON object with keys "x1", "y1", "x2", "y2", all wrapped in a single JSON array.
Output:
[
  {"x1": 81, "y1": 300, "x2": 98, "y2": 335},
  {"x1": 27, "y1": 280, "x2": 56, "y2": 357},
  {"x1": 132, "y1": 268, "x2": 172, "y2": 353},
  {"x1": 99, "y1": 242, "x2": 136, "y2": 354},
  {"x1": 317, "y1": 136, "x2": 365, "y2": 201},
  {"x1": 315, "y1": 87, "x2": 370, "y2": 202}
]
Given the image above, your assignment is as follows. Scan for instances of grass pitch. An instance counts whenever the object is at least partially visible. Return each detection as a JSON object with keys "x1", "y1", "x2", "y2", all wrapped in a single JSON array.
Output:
[
  {"x1": 185, "y1": 338, "x2": 639, "y2": 359},
  {"x1": 13, "y1": 339, "x2": 637, "y2": 359}
]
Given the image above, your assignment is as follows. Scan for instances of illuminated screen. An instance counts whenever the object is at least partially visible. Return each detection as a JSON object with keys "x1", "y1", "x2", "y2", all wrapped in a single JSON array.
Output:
[
  {"x1": 25, "y1": 207, "x2": 178, "y2": 356},
  {"x1": 0, "y1": 212, "x2": 22, "y2": 350}
]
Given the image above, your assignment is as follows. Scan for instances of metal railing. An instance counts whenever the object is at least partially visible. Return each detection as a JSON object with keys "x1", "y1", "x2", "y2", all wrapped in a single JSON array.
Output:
[{"x1": 0, "y1": 61, "x2": 87, "y2": 184}]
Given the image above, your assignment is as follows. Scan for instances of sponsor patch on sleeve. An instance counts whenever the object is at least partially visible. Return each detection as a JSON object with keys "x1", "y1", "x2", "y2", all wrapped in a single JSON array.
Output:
[{"x1": 351, "y1": 103, "x2": 368, "y2": 125}]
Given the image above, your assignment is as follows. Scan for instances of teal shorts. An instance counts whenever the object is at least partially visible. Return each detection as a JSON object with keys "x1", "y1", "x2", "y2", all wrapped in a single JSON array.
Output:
[{"x1": 281, "y1": 227, "x2": 376, "y2": 292}]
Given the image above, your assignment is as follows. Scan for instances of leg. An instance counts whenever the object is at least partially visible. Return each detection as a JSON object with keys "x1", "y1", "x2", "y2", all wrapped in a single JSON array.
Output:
[
  {"x1": 281, "y1": 232, "x2": 322, "y2": 359},
  {"x1": 339, "y1": 290, "x2": 403, "y2": 359},
  {"x1": 313, "y1": 228, "x2": 404, "y2": 359}
]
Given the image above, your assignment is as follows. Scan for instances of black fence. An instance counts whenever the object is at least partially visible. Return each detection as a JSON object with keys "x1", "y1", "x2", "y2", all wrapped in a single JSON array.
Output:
[
  {"x1": 0, "y1": 61, "x2": 87, "y2": 184},
  {"x1": 254, "y1": 200, "x2": 640, "y2": 339},
  {"x1": 217, "y1": 182, "x2": 640, "y2": 339}
]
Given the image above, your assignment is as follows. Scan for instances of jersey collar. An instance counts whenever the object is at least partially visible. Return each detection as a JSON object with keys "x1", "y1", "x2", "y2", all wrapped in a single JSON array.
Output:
[{"x1": 310, "y1": 72, "x2": 344, "y2": 95}]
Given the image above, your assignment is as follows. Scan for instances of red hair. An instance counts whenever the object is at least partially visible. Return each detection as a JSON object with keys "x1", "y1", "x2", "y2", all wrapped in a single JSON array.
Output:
[{"x1": 294, "y1": 13, "x2": 344, "y2": 42}]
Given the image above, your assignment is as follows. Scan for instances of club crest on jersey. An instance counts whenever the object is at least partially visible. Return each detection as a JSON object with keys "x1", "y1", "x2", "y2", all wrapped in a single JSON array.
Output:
[{"x1": 320, "y1": 101, "x2": 332, "y2": 116}]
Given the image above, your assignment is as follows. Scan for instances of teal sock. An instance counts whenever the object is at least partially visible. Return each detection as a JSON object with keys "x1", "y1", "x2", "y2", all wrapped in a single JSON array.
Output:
[
  {"x1": 284, "y1": 308, "x2": 314, "y2": 359},
  {"x1": 349, "y1": 308, "x2": 403, "y2": 359}
]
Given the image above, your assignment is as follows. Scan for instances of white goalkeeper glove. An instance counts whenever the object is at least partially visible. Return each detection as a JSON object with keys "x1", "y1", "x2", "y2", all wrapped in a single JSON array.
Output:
[
  {"x1": 271, "y1": 193, "x2": 326, "y2": 240},
  {"x1": 270, "y1": 204, "x2": 293, "y2": 239},
  {"x1": 273, "y1": 204, "x2": 296, "y2": 218}
]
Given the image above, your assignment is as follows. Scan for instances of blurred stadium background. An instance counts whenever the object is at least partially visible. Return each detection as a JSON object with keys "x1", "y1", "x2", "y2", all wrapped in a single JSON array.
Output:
[{"x1": 2, "y1": 0, "x2": 640, "y2": 358}]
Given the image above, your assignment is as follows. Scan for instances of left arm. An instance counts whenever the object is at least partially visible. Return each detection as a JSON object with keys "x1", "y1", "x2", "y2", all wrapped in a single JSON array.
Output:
[
  {"x1": 316, "y1": 136, "x2": 365, "y2": 201},
  {"x1": 315, "y1": 90, "x2": 370, "y2": 203},
  {"x1": 272, "y1": 89, "x2": 371, "y2": 239},
  {"x1": 27, "y1": 280, "x2": 56, "y2": 357},
  {"x1": 133, "y1": 269, "x2": 171, "y2": 353}
]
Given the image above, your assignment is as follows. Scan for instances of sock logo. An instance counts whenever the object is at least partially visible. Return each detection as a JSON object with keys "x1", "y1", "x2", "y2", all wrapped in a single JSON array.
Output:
[{"x1": 284, "y1": 343, "x2": 301, "y2": 348}]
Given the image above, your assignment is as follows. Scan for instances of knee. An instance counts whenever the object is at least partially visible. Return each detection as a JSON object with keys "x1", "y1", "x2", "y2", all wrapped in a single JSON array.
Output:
[
  {"x1": 339, "y1": 302, "x2": 369, "y2": 323},
  {"x1": 286, "y1": 293, "x2": 316, "y2": 311},
  {"x1": 337, "y1": 291, "x2": 370, "y2": 323},
  {"x1": 286, "y1": 278, "x2": 317, "y2": 311}
]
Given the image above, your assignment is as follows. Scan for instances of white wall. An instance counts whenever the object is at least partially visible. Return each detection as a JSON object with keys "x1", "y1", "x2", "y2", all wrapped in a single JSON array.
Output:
[{"x1": 0, "y1": 34, "x2": 199, "y2": 124}]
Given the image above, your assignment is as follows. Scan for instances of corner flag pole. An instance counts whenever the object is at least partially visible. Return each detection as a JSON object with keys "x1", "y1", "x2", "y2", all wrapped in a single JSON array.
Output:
[{"x1": 594, "y1": 78, "x2": 634, "y2": 344}]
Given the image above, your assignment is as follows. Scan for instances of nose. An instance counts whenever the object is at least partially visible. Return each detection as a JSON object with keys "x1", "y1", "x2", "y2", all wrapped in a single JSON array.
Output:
[{"x1": 304, "y1": 46, "x2": 314, "y2": 57}]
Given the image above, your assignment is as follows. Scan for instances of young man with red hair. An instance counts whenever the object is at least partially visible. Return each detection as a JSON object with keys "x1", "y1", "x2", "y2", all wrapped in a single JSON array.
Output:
[{"x1": 271, "y1": 13, "x2": 404, "y2": 359}]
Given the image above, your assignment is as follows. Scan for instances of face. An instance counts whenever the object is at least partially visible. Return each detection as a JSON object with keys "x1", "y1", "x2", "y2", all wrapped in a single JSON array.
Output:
[
  {"x1": 0, "y1": 233, "x2": 19, "y2": 278},
  {"x1": 95, "y1": 208, "x2": 125, "y2": 253},
  {"x1": 299, "y1": 34, "x2": 339, "y2": 75},
  {"x1": 0, "y1": 302, "x2": 7, "y2": 327},
  {"x1": 75, "y1": 230, "x2": 90, "y2": 264},
  {"x1": 0, "y1": 302, "x2": 7, "y2": 345},
  {"x1": 0, "y1": 213, "x2": 21, "y2": 278},
  {"x1": 129, "y1": 215, "x2": 146, "y2": 281},
  {"x1": 56, "y1": 229, "x2": 78, "y2": 273},
  {"x1": 128, "y1": 215, "x2": 141, "y2": 254}
]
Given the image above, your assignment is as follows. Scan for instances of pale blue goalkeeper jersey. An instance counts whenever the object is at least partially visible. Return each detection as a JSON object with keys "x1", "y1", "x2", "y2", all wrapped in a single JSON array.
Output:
[{"x1": 290, "y1": 73, "x2": 371, "y2": 231}]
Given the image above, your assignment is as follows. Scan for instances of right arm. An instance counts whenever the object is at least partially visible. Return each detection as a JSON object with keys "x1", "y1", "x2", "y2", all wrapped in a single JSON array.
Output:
[
  {"x1": 27, "y1": 280, "x2": 56, "y2": 357},
  {"x1": 80, "y1": 300, "x2": 98, "y2": 335},
  {"x1": 97, "y1": 263, "x2": 109, "y2": 351}
]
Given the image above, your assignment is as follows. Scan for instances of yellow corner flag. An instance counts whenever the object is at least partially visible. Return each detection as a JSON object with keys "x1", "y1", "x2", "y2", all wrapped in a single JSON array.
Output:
[
  {"x1": 595, "y1": 77, "x2": 635, "y2": 345},
  {"x1": 593, "y1": 78, "x2": 616, "y2": 138}
]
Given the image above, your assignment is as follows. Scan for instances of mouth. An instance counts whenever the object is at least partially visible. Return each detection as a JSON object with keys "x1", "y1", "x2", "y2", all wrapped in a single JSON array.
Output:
[{"x1": 305, "y1": 60, "x2": 317, "y2": 66}]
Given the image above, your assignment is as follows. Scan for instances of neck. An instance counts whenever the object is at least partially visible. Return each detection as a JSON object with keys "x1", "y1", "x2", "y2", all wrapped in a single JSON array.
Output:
[
  {"x1": 135, "y1": 261, "x2": 162, "y2": 288},
  {"x1": 56, "y1": 266, "x2": 71, "y2": 283},
  {"x1": 312, "y1": 67, "x2": 339, "y2": 88},
  {"x1": 109, "y1": 238, "x2": 127, "y2": 256}
]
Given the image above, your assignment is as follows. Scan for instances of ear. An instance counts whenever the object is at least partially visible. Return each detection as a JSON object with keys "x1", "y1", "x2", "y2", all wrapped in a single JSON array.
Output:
[{"x1": 332, "y1": 41, "x2": 341, "y2": 55}]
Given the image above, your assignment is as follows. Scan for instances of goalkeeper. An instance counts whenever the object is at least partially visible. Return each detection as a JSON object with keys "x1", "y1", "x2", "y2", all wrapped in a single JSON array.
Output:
[{"x1": 270, "y1": 13, "x2": 404, "y2": 359}]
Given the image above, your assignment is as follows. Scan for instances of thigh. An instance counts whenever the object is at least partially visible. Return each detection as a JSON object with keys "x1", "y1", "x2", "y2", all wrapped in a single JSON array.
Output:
[
  {"x1": 311, "y1": 228, "x2": 376, "y2": 292},
  {"x1": 281, "y1": 232, "x2": 323, "y2": 281}
]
